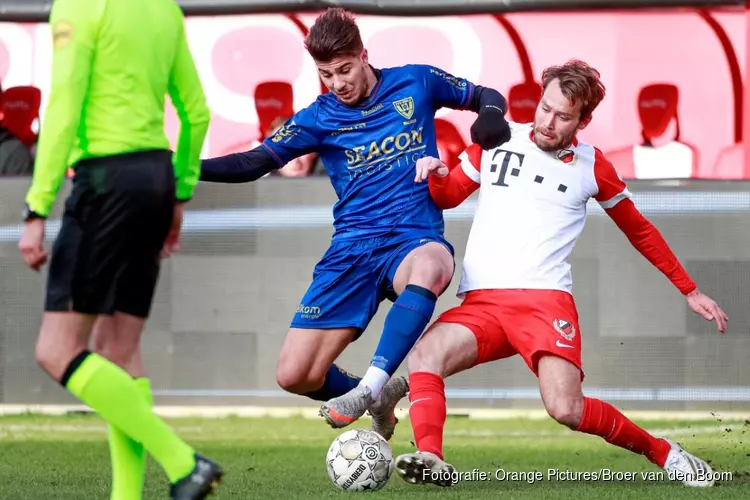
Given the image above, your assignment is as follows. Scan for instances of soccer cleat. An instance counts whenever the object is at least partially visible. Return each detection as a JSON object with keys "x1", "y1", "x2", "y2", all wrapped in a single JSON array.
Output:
[
  {"x1": 319, "y1": 385, "x2": 375, "y2": 429},
  {"x1": 395, "y1": 451, "x2": 456, "y2": 487},
  {"x1": 368, "y1": 376, "x2": 409, "y2": 441},
  {"x1": 170, "y1": 454, "x2": 224, "y2": 500},
  {"x1": 661, "y1": 439, "x2": 715, "y2": 487}
]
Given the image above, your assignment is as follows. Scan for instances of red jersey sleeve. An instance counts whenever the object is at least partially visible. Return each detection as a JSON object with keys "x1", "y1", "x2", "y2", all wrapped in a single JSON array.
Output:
[
  {"x1": 593, "y1": 148, "x2": 632, "y2": 209},
  {"x1": 428, "y1": 143, "x2": 481, "y2": 209}
]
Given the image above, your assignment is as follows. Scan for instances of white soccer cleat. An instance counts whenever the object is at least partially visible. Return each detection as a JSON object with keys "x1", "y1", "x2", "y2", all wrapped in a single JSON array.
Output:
[
  {"x1": 395, "y1": 451, "x2": 456, "y2": 487},
  {"x1": 662, "y1": 438, "x2": 715, "y2": 487}
]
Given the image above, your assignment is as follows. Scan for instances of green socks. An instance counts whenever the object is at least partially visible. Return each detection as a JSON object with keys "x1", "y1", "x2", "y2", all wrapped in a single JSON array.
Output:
[
  {"x1": 63, "y1": 351, "x2": 195, "y2": 484},
  {"x1": 108, "y1": 378, "x2": 153, "y2": 500}
]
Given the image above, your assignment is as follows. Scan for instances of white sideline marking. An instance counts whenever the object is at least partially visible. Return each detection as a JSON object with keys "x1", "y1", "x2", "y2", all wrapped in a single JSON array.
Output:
[
  {"x1": 0, "y1": 424, "x2": 739, "y2": 439},
  {"x1": 0, "y1": 404, "x2": 748, "y2": 422}
]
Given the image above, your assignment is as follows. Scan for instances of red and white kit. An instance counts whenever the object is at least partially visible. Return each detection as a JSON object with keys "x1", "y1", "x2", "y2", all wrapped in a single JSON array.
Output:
[{"x1": 429, "y1": 122, "x2": 696, "y2": 376}]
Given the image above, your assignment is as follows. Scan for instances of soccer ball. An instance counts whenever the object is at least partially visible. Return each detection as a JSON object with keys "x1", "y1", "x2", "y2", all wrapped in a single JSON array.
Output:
[{"x1": 326, "y1": 429, "x2": 394, "y2": 491}]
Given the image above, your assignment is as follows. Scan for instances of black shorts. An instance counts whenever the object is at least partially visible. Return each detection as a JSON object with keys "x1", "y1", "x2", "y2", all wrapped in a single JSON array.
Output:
[{"x1": 45, "y1": 150, "x2": 175, "y2": 318}]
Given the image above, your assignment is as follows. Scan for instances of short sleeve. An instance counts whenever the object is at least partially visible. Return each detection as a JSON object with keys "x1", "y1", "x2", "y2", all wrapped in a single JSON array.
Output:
[{"x1": 594, "y1": 148, "x2": 632, "y2": 209}]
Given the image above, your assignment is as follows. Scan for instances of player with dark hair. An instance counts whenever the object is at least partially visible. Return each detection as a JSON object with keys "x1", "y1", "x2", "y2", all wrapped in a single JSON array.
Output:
[
  {"x1": 395, "y1": 59, "x2": 727, "y2": 487},
  {"x1": 199, "y1": 7, "x2": 512, "y2": 440},
  {"x1": 18, "y1": 1, "x2": 222, "y2": 498}
]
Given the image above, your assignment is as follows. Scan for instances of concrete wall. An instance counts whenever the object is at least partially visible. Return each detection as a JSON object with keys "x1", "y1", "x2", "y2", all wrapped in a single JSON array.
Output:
[{"x1": 1, "y1": 177, "x2": 748, "y2": 411}]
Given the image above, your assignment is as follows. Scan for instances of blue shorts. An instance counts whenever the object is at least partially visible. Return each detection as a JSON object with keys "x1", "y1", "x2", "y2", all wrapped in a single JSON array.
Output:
[{"x1": 291, "y1": 232, "x2": 454, "y2": 337}]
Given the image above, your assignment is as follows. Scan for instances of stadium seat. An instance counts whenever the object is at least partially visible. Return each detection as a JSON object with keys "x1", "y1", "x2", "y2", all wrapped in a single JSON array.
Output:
[
  {"x1": 606, "y1": 83, "x2": 697, "y2": 179},
  {"x1": 254, "y1": 81, "x2": 295, "y2": 142},
  {"x1": 507, "y1": 81, "x2": 542, "y2": 124},
  {"x1": 1, "y1": 85, "x2": 42, "y2": 148},
  {"x1": 434, "y1": 118, "x2": 466, "y2": 170},
  {"x1": 218, "y1": 81, "x2": 296, "y2": 156}
]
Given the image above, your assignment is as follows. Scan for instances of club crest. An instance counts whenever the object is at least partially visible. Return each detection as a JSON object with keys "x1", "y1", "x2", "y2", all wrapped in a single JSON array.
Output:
[
  {"x1": 393, "y1": 97, "x2": 415, "y2": 120},
  {"x1": 553, "y1": 318, "x2": 576, "y2": 341},
  {"x1": 556, "y1": 149, "x2": 575, "y2": 164}
]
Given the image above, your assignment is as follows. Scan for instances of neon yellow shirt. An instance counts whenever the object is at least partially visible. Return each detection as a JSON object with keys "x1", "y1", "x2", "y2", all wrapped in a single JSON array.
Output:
[{"x1": 26, "y1": 0, "x2": 210, "y2": 216}]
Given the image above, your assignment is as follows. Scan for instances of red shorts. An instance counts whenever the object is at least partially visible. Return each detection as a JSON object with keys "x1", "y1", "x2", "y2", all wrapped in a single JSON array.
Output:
[{"x1": 435, "y1": 289, "x2": 584, "y2": 379}]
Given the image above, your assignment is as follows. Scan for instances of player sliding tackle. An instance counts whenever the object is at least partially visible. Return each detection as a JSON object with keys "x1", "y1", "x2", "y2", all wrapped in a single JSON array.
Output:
[
  {"x1": 199, "y1": 8, "x2": 511, "y2": 440},
  {"x1": 396, "y1": 60, "x2": 728, "y2": 488}
]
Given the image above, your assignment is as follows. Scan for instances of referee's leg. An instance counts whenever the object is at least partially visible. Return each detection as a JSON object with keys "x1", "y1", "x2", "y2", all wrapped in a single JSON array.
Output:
[
  {"x1": 33, "y1": 154, "x2": 222, "y2": 499},
  {"x1": 92, "y1": 314, "x2": 151, "y2": 500}
]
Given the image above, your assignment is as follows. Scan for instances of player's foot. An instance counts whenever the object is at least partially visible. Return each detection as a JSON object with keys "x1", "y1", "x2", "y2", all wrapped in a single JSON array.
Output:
[
  {"x1": 395, "y1": 451, "x2": 456, "y2": 487},
  {"x1": 661, "y1": 438, "x2": 715, "y2": 487},
  {"x1": 368, "y1": 376, "x2": 409, "y2": 441},
  {"x1": 319, "y1": 386, "x2": 374, "y2": 429},
  {"x1": 170, "y1": 454, "x2": 224, "y2": 499}
]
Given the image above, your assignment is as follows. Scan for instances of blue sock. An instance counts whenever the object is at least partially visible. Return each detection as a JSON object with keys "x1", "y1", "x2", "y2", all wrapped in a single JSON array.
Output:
[
  {"x1": 305, "y1": 364, "x2": 362, "y2": 401},
  {"x1": 363, "y1": 285, "x2": 437, "y2": 397}
]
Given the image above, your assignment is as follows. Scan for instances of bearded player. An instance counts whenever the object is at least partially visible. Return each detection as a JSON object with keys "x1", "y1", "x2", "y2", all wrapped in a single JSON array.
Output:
[
  {"x1": 395, "y1": 59, "x2": 727, "y2": 487},
  {"x1": 199, "y1": 8, "x2": 511, "y2": 439}
]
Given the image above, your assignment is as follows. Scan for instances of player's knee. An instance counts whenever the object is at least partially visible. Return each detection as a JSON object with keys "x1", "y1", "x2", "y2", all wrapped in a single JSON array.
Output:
[
  {"x1": 276, "y1": 361, "x2": 325, "y2": 395},
  {"x1": 34, "y1": 337, "x2": 55, "y2": 374},
  {"x1": 543, "y1": 395, "x2": 584, "y2": 429},
  {"x1": 34, "y1": 332, "x2": 73, "y2": 380},
  {"x1": 406, "y1": 341, "x2": 444, "y2": 376},
  {"x1": 408, "y1": 249, "x2": 454, "y2": 293}
]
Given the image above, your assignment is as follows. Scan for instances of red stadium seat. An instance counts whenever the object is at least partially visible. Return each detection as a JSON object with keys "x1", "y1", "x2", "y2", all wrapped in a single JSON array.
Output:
[
  {"x1": 434, "y1": 118, "x2": 466, "y2": 170},
  {"x1": 607, "y1": 83, "x2": 697, "y2": 179},
  {"x1": 1, "y1": 85, "x2": 42, "y2": 148},
  {"x1": 254, "y1": 81, "x2": 294, "y2": 141},
  {"x1": 507, "y1": 81, "x2": 541, "y2": 124}
]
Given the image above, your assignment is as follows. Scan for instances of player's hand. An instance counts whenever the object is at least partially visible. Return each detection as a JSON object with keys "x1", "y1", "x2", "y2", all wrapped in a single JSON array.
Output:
[
  {"x1": 18, "y1": 219, "x2": 48, "y2": 271},
  {"x1": 414, "y1": 156, "x2": 448, "y2": 183},
  {"x1": 686, "y1": 289, "x2": 728, "y2": 333},
  {"x1": 470, "y1": 105, "x2": 511, "y2": 149},
  {"x1": 161, "y1": 202, "x2": 184, "y2": 259}
]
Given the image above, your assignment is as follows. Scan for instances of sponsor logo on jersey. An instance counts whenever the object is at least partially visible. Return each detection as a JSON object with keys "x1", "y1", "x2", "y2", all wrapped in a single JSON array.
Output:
[{"x1": 344, "y1": 127, "x2": 425, "y2": 170}]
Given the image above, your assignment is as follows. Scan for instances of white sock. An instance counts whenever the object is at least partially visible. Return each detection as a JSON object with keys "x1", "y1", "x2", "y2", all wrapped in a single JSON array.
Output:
[{"x1": 359, "y1": 366, "x2": 391, "y2": 400}]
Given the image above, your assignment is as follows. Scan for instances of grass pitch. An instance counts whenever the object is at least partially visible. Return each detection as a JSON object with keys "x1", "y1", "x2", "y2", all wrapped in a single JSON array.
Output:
[{"x1": 0, "y1": 411, "x2": 747, "y2": 499}]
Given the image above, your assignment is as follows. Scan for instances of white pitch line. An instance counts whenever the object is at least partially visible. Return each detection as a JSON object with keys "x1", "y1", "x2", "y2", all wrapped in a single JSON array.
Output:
[
  {"x1": 0, "y1": 405, "x2": 748, "y2": 422},
  {"x1": 0, "y1": 424, "x2": 741, "y2": 439}
]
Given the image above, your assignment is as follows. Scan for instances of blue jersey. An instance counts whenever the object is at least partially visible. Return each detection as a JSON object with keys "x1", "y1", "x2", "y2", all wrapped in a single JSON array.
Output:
[{"x1": 261, "y1": 64, "x2": 476, "y2": 241}]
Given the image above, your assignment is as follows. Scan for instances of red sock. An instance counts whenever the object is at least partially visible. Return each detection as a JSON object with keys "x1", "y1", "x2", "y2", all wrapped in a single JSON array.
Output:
[
  {"x1": 576, "y1": 397, "x2": 671, "y2": 466},
  {"x1": 408, "y1": 371, "x2": 446, "y2": 460}
]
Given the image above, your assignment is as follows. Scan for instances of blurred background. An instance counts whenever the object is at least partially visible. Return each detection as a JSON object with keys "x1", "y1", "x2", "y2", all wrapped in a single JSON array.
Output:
[{"x1": 0, "y1": 0, "x2": 747, "y2": 413}]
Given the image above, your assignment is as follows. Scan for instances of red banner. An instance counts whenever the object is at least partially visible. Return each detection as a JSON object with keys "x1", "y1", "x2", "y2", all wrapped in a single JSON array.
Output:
[{"x1": 0, "y1": 10, "x2": 746, "y2": 179}]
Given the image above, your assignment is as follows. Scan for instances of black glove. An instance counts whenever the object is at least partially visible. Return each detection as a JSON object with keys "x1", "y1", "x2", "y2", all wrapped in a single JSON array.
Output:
[{"x1": 470, "y1": 105, "x2": 511, "y2": 149}]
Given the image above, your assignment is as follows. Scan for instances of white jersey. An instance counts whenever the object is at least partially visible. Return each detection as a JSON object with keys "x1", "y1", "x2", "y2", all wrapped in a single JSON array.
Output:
[{"x1": 456, "y1": 122, "x2": 631, "y2": 296}]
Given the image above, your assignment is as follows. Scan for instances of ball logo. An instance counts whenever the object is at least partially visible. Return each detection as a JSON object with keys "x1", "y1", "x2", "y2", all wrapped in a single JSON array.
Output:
[
  {"x1": 363, "y1": 446, "x2": 379, "y2": 461},
  {"x1": 553, "y1": 318, "x2": 576, "y2": 341}
]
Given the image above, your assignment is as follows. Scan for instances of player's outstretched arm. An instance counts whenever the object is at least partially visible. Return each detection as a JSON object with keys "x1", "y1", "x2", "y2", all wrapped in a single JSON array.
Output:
[
  {"x1": 421, "y1": 144, "x2": 482, "y2": 210},
  {"x1": 200, "y1": 145, "x2": 280, "y2": 183},
  {"x1": 595, "y1": 151, "x2": 728, "y2": 333},
  {"x1": 201, "y1": 106, "x2": 322, "y2": 184}
]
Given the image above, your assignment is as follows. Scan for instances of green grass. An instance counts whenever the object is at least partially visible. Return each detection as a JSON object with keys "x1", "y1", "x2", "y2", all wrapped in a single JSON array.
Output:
[{"x1": 0, "y1": 413, "x2": 748, "y2": 499}]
